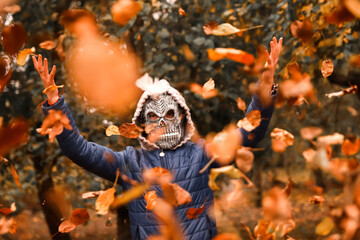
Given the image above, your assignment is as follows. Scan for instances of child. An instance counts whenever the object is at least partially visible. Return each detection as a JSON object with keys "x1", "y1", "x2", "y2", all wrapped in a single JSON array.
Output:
[{"x1": 33, "y1": 37, "x2": 282, "y2": 240}]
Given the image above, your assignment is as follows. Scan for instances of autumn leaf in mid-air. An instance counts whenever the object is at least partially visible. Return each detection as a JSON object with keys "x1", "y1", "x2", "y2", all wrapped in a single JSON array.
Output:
[
  {"x1": 39, "y1": 40, "x2": 57, "y2": 50},
  {"x1": 111, "y1": 183, "x2": 150, "y2": 209},
  {"x1": 326, "y1": 0, "x2": 360, "y2": 25},
  {"x1": 1, "y1": 23, "x2": 27, "y2": 55},
  {"x1": 270, "y1": 128, "x2": 294, "y2": 153},
  {"x1": 237, "y1": 110, "x2": 261, "y2": 132},
  {"x1": 209, "y1": 165, "x2": 254, "y2": 191},
  {"x1": 0, "y1": 54, "x2": 12, "y2": 93},
  {"x1": 178, "y1": 7, "x2": 186, "y2": 16},
  {"x1": 142, "y1": 167, "x2": 172, "y2": 185},
  {"x1": 111, "y1": 0, "x2": 142, "y2": 25},
  {"x1": 95, "y1": 170, "x2": 120, "y2": 215},
  {"x1": 235, "y1": 147, "x2": 254, "y2": 173},
  {"x1": 321, "y1": 59, "x2": 334, "y2": 78},
  {"x1": 162, "y1": 183, "x2": 192, "y2": 207},
  {"x1": 203, "y1": 22, "x2": 263, "y2": 36},
  {"x1": 290, "y1": 19, "x2": 314, "y2": 44},
  {"x1": 190, "y1": 78, "x2": 219, "y2": 99},
  {"x1": 16, "y1": 47, "x2": 35, "y2": 66},
  {"x1": 10, "y1": 163, "x2": 21, "y2": 189},
  {"x1": 341, "y1": 137, "x2": 360, "y2": 156},
  {"x1": 207, "y1": 48, "x2": 255, "y2": 65},
  {"x1": 300, "y1": 126, "x2": 323, "y2": 140},
  {"x1": 70, "y1": 208, "x2": 90, "y2": 225},
  {"x1": 317, "y1": 133, "x2": 344, "y2": 146},
  {"x1": 145, "y1": 191, "x2": 157, "y2": 210},
  {"x1": 118, "y1": 123, "x2": 143, "y2": 138},
  {"x1": 186, "y1": 202, "x2": 205, "y2": 220},
  {"x1": 236, "y1": 97, "x2": 246, "y2": 113},
  {"x1": 36, "y1": 110, "x2": 72, "y2": 143},
  {"x1": 0, "y1": 117, "x2": 29, "y2": 156}
]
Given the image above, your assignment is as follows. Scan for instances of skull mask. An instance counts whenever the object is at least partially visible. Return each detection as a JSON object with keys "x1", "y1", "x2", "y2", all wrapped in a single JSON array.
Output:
[{"x1": 143, "y1": 93, "x2": 184, "y2": 149}]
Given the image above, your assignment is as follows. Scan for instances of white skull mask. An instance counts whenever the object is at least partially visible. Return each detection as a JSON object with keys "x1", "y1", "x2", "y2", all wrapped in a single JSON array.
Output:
[{"x1": 143, "y1": 93, "x2": 183, "y2": 149}]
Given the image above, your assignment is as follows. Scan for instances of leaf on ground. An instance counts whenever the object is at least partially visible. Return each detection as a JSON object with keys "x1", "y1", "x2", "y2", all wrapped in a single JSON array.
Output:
[
  {"x1": 316, "y1": 217, "x2": 335, "y2": 236},
  {"x1": 190, "y1": 78, "x2": 219, "y2": 99},
  {"x1": 325, "y1": 85, "x2": 358, "y2": 98},
  {"x1": 16, "y1": 47, "x2": 35, "y2": 66},
  {"x1": 207, "y1": 48, "x2": 254, "y2": 65},
  {"x1": 58, "y1": 219, "x2": 76, "y2": 233},
  {"x1": 321, "y1": 59, "x2": 334, "y2": 78},
  {"x1": 36, "y1": 110, "x2": 72, "y2": 143},
  {"x1": 270, "y1": 128, "x2": 294, "y2": 153},
  {"x1": 10, "y1": 163, "x2": 21, "y2": 189},
  {"x1": 111, "y1": 0, "x2": 142, "y2": 25},
  {"x1": 186, "y1": 202, "x2": 205, "y2": 220},
  {"x1": 70, "y1": 208, "x2": 89, "y2": 225},
  {"x1": 119, "y1": 123, "x2": 143, "y2": 138},
  {"x1": 0, "y1": 117, "x2": 29, "y2": 156},
  {"x1": 145, "y1": 191, "x2": 157, "y2": 210},
  {"x1": 300, "y1": 127, "x2": 323, "y2": 140}
]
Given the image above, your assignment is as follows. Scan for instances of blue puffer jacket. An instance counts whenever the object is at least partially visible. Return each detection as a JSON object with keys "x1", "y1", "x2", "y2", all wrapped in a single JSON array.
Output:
[{"x1": 42, "y1": 91, "x2": 275, "y2": 240}]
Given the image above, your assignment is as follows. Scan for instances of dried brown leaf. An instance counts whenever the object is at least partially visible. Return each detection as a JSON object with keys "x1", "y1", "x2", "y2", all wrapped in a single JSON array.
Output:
[
  {"x1": 207, "y1": 48, "x2": 255, "y2": 65},
  {"x1": 270, "y1": 128, "x2": 294, "y2": 153},
  {"x1": 321, "y1": 59, "x2": 334, "y2": 78}
]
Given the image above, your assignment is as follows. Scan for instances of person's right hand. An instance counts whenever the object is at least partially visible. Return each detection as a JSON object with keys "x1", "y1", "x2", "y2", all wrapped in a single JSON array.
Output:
[{"x1": 32, "y1": 54, "x2": 59, "y2": 104}]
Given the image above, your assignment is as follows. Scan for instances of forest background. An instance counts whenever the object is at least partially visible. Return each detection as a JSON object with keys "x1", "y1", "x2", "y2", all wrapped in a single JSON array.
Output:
[{"x1": 1, "y1": 0, "x2": 360, "y2": 239}]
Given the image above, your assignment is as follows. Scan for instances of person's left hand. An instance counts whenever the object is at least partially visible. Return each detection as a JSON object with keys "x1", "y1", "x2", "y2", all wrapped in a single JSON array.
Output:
[{"x1": 261, "y1": 37, "x2": 283, "y2": 88}]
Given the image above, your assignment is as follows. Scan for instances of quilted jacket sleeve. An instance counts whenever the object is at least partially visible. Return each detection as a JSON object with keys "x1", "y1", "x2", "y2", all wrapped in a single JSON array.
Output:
[
  {"x1": 42, "y1": 95, "x2": 126, "y2": 183},
  {"x1": 240, "y1": 92, "x2": 276, "y2": 148}
]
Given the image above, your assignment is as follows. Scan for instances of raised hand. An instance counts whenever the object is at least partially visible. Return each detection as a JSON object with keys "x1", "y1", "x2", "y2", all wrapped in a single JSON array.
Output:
[
  {"x1": 32, "y1": 54, "x2": 59, "y2": 104},
  {"x1": 261, "y1": 37, "x2": 283, "y2": 88}
]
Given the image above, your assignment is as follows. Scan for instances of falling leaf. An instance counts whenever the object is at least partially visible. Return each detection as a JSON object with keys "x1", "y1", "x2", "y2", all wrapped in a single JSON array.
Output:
[
  {"x1": 36, "y1": 110, "x2": 72, "y2": 143},
  {"x1": 209, "y1": 165, "x2": 254, "y2": 191},
  {"x1": 236, "y1": 97, "x2": 246, "y2": 113},
  {"x1": 190, "y1": 78, "x2": 219, "y2": 99},
  {"x1": 145, "y1": 191, "x2": 157, "y2": 210},
  {"x1": 203, "y1": 22, "x2": 263, "y2": 36},
  {"x1": 235, "y1": 147, "x2": 254, "y2": 173},
  {"x1": 82, "y1": 191, "x2": 104, "y2": 199},
  {"x1": 300, "y1": 127, "x2": 323, "y2": 140},
  {"x1": 317, "y1": 133, "x2": 344, "y2": 145},
  {"x1": 207, "y1": 48, "x2": 255, "y2": 65},
  {"x1": 325, "y1": 85, "x2": 358, "y2": 98},
  {"x1": 142, "y1": 167, "x2": 172, "y2": 185},
  {"x1": 290, "y1": 19, "x2": 314, "y2": 44},
  {"x1": 2, "y1": 4, "x2": 21, "y2": 14},
  {"x1": 316, "y1": 217, "x2": 335, "y2": 236},
  {"x1": 341, "y1": 138, "x2": 360, "y2": 156},
  {"x1": 111, "y1": 0, "x2": 142, "y2": 25},
  {"x1": 212, "y1": 233, "x2": 241, "y2": 240},
  {"x1": 16, "y1": 47, "x2": 35, "y2": 66},
  {"x1": 162, "y1": 183, "x2": 192, "y2": 207},
  {"x1": 178, "y1": 7, "x2": 186, "y2": 16},
  {"x1": 111, "y1": 183, "x2": 150, "y2": 209},
  {"x1": 0, "y1": 117, "x2": 29, "y2": 156},
  {"x1": 0, "y1": 207, "x2": 13, "y2": 216},
  {"x1": 283, "y1": 178, "x2": 294, "y2": 197},
  {"x1": 321, "y1": 59, "x2": 334, "y2": 78},
  {"x1": 205, "y1": 124, "x2": 241, "y2": 165},
  {"x1": 58, "y1": 220, "x2": 76, "y2": 233},
  {"x1": 1, "y1": 23, "x2": 27, "y2": 55},
  {"x1": 69, "y1": 208, "x2": 89, "y2": 225},
  {"x1": 263, "y1": 187, "x2": 292, "y2": 221},
  {"x1": 186, "y1": 202, "x2": 205, "y2": 220},
  {"x1": 39, "y1": 40, "x2": 57, "y2": 50},
  {"x1": 118, "y1": 123, "x2": 143, "y2": 138},
  {"x1": 237, "y1": 110, "x2": 261, "y2": 132},
  {"x1": 0, "y1": 54, "x2": 11, "y2": 79},
  {"x1": 105, "y1": 125, "x2": 121, "y2": 137},
  {"x1": 95, "y1": 188, "x2": 116, "y2": 215},
  {"x1": 10, "y1": 163, "x2": 21, "y2": 189},
  {"x1": 0, "y1": 217, "x2": 15, "y2": 235},
  {"x1": 302, "y1": 148, "x2": 316, "y2": 163},
  {"x1": 254, "y1": 220, "x2": 273, "y2": 240},
  {"x1": 42, "y1": 84, "x2": 64, "y2": 94},
  {"x1": 180, "y1": 44, "x2": 194, "y2": 61},
  {"x1": 349, "y1": 54, "x2": 360, "y2": 68},
  {"x1": 326, "y1": 1, "x2": 358, "y2": 25},
  {"x1": 243, "y1": 45, "x2": 268, "y2": 76},
  {"x1": 270, "y1": 128, "x2": 294, "y2": 153}
]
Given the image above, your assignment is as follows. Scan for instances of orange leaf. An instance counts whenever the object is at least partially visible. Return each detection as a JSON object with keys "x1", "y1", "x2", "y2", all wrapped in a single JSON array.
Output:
[
  {"x1": 237, "y1": 110, "x2": 261, "y2": 132},
  {"x1": 16, "y1": 47, "x2": 35, "y2": 66},
  {"x1": 290, "y1": 19, "x2": 314, "y2": 44},
  {"x1": 321, "y1": 59, "x2": 334, "y2": 78},
  {"x1": 270, "y1": 128, "x2": 294, "y2": 153},
  {"x1": 70, "y1": 208, "x2": 89, "y2": 225},
  {"x1": 10, "y1": 163, "x2": 21, "y2": 189},
  {"x1": 212, "y1": 233, "x2": 240, "y2": 240},
  {"x1": 1, "y1": 23, "x2": 27, "y2": 55},
  {"x1": 0, "y1": 54, "x2": 11, "y2": 79},
  {"x1": 42, "y1": 84, "x2": 64, "y2": 94},
  {"x1": 119, "y1": 123, "x2": 143, "y2": 138},
  {"x1": 207, "y1": 48, "x2": 254, "y2": 65},
  {"x1": 142, "y1": 167, "x2": 172, "y2": 185},
  {"x1": 37, "y1": 110, "x2": 72, "y2": 143},
  {"x1": 178, "y1": 7, "x2": 186, "y2": 16},
  {"x1": 105, "y1": 125, "x2": 121, "y2": 137},
  {"x1": 39, "y1": 40, "x2": 57, "y2": 50},
  {"x1": 325, "y1": 85, "x2": 358, "y2": 98},
  {"x1": 235, "y1": 148, "x2": 254, "y2": 173},
  {"x1": 190, "y1": 78, "x2": 218, "y2": 99},
  {"x1": 186, "y1": 202, "x2": 205, "y2": 220},
  {"x1": 145, "y1": 191, "x2": 157, "y2": 210},
  {"x1": 341, "y1": 138, "x2": 360, "y2": 156},
  {"x1": 111, "y1": 0, "x2": 142, "y2": 25},
  {"x1": 203, "y1": 22, "x2": 263, "y2": 36},
  {"x1": 58, "y1": 220, "x2": 76, "y2": 233},
  {"x1": 162, "y1": 183, "x2": 192, "y2": 207},
  {"x1": 309, "y1": 195, "x2": 325, "y2": 205},
  {"x1": 0, "y1": 117, "x2": 29, "y2": 156},
  {"x1": 95, "y1": 188, "x2": 116, "y2": 215},
  {"x1": 300, "y1": 127, "x2": 323, "y2": 140},
  {"x1": 317, "y1": 133, "x2": 344, "y2": 145},
  {"x1": 236, "y1": 97, "x2": 246, "y2": 113},
  {"x1": 0, "y1": 208, "x2": 13, "y2": 216}
]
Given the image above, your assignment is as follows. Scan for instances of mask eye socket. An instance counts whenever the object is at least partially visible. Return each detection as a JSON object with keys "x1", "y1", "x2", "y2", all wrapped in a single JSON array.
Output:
[
  {"x1": 165, "y1": 110, "x2": 175, "y2": 120},
  {"x1": 147, "y1": 112, "x2": 159, "y2": 121}
]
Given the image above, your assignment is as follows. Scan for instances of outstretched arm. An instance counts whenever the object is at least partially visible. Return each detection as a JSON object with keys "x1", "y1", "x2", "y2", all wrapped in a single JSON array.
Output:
[
  {"x1": 33, "y1": 55, "x2": 126, "y2": 183},
  {"x1": 240, "y1": 37, "x2": 283, "y2": 147}
]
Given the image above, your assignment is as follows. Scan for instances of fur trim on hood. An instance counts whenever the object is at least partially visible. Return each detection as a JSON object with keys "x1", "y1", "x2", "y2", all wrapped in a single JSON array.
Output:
[{"x1": 132, "y1": 74, "x2": 195, "y2": 151}]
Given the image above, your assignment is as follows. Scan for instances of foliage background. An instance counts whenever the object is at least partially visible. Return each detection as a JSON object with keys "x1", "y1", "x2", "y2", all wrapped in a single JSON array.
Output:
[{"x1": 0, "y1": 0, "x2": 360, "y2": 239}]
